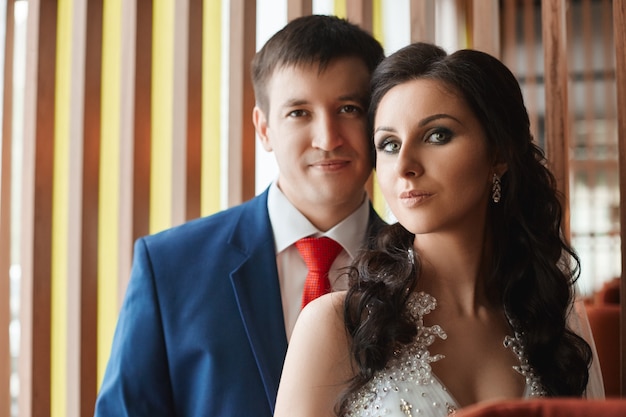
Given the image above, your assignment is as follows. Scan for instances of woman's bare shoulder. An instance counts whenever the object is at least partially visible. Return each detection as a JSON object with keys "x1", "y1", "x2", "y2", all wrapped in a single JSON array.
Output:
[
  {"x1": 294, "y1": 291, "x2": 348, "y2": 338},
  {"x1": 274, "y1": 290, "x2": 353, "y2": 417},
  {"x1": 302, "y1": 290, "x2": 346, "y2": 316}
]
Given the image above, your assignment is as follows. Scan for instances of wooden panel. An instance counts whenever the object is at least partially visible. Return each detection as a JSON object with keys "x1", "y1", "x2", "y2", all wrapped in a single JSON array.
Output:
[
  {"x1": 287, "y1": 0, "x2": 312, "y2": 21},
  {"x1": 410, "y1": 0, "x2": 436, "y2": 43},
  {"x1": 501, "y1": 0, "x2": 516, "y2": 69},
  {"x1": 522, "y1": 0, "x2": 539, "y2": 140},
  {"x1": 132, "y1": 0, "x2": 152, "y2": 265},
  {"x1": 541, "y1": 0, "x2": 571, "y2": 239},
  {"x1": 77, "y1": 1, "x2": 101, "y2": 413},
  {"x1": 599, "y1": 2, "x2": 619, "y2": 368},
  {"x1": 19, "y1": 1, "x2": 57, "y2": 416},
  {"x1": 471, "y1": 0, "x2": 500, "y2": 57},
  {"x1": 0, "y1": 2, "x2": 15, "y2": 416},
  {"x1": 62, "y1": 0, "x2": 102, "y2": 414},
  {"x1": 228, "y1": 0, "x2": 256, "y2": 206},
  {"x1": 601, "y1": 0, "x2": 616, "y2": 201},
  {"x1": 579, "y1": 0, "x2": 595, "y2": 194},
  {"x1": 186, "y1": 0, "x2": 202, "y2": 221},
  {"x1": 346, "y1": 0, "x2": 372, "y2": 31},
  {"x1": 612, "y1": 0, "x2": 626, "y2": 397}
]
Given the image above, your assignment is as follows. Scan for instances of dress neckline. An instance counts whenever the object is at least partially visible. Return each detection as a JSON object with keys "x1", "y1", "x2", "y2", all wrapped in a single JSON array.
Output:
[
  {"x1": 344, "y1": 291, "x2": 547, "y2": 416},
  {"x1": 404, "y1": 291, "x2": 546, "y2": 407}
]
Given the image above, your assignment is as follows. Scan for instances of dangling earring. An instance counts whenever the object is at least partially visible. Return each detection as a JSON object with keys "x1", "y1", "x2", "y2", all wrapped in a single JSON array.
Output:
[{"x1": 492, "y1": 173, "x2": 501, "y2": 203}]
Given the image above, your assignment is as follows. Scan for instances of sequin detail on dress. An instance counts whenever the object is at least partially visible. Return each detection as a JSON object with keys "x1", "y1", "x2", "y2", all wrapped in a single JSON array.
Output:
[
  {"x1": 343, "y1": 291, "x2": 545, "y2": 417},
  {"x1": 344, "y1": 292, "x2": 452, "y2": 417},
  {"x1": 504, "y1": 328, "x2": 547, "y2": 397}
]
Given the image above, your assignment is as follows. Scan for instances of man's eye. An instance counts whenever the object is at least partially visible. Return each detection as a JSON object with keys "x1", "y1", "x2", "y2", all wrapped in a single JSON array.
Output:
[
  {"x1": 340, "y1": 105, "x2": 362, "y2": 114},
  {"x1": 288, "y1": 110, "x2": 307, "y2": 117}
]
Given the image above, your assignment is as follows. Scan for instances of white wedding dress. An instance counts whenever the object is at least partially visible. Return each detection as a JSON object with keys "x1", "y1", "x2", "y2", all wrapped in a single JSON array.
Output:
[{"x1": 343, "y1": 292, "x2": 605, "y2": 417}]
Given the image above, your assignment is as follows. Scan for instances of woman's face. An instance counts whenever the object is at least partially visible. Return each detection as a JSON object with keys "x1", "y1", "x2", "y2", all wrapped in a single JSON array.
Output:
[{"x1": 374, "y1": 78, "x2": 500, "y2": 237}]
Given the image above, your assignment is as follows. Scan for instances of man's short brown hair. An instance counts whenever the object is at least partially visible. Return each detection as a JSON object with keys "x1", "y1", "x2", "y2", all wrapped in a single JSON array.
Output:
[{"x1": 251, "y1": 15, "x2": 385, "y2": 116}]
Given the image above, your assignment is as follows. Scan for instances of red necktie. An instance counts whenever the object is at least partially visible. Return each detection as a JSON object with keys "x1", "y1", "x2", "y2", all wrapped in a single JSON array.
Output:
[{"x1": 295, "y1": 236, "x2": 343, "y2": 309}]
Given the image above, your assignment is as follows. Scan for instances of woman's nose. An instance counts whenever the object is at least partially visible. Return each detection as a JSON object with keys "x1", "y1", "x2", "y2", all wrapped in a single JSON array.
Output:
[{"x1": 395, "y1": 147, "x2": 423, "y2": 178}]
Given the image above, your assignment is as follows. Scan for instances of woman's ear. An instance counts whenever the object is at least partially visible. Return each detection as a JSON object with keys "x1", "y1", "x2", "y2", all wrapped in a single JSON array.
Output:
[
  {"x1": 491, "y1": 151, "x2": 508, "y2": 177},
  {"x1": 494, "y1": 161, "x2": 508, "y2": 177}
]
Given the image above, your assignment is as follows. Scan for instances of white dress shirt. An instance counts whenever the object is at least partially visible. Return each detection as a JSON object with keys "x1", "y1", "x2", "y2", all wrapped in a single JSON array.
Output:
[{"x1": 267, "y1": 181, "x2": 370, "y2": 340}]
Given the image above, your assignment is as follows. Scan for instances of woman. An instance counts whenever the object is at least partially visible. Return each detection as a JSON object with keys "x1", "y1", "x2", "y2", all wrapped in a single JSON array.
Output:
[{"x1": 273, "y1": 42, "x2": 604, "y2": 417}]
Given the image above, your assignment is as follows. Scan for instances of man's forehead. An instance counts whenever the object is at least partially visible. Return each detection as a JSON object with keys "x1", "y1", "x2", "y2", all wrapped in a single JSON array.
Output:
[{"x1": 272, "y1": 56, "x2": 368, "y2": 78}]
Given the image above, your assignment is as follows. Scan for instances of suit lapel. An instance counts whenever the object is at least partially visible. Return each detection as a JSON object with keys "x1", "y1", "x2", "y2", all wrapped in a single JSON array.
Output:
[
  {"x1": 228, "y1": 192, "x2": 287, "y2": 412},
  {"x1": 227, "y1": 194, "x2": 387, "y2": 412}
]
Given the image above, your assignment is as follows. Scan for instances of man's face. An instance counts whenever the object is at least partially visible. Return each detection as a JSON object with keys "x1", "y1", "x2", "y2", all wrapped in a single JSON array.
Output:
[{"x1": 253, "y1": 57, "x2": 373, "y2": 230}]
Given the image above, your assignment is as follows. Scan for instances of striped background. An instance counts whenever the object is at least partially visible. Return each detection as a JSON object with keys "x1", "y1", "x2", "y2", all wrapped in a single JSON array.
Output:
[{"x1": 0, "y1": 1, "x2": 624, "y2": 416}]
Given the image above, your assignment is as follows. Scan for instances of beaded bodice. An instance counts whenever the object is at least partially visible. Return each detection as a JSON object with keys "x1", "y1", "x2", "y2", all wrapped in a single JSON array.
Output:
[{"x1": 343, "y1": 291, "x2": 545, "y2": 417}]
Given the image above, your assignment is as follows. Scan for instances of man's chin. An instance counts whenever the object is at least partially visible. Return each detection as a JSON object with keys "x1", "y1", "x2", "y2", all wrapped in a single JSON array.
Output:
[{"x1": 314, "y1": 187, "x2": 363, "y2": 206}]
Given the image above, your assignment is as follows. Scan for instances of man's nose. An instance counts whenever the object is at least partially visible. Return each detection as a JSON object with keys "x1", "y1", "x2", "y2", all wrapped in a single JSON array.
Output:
[{"x1": 311, "y1": 115, "x2": 343, "y2": 151}]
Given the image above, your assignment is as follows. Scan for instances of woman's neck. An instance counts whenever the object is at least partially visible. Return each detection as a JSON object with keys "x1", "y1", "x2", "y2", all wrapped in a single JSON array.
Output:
[{"x1": 413, "y1": 232, "x2": 494, "y2": 316}]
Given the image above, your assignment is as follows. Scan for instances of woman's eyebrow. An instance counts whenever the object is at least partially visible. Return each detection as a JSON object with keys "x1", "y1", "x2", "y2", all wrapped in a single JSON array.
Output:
[{"x1": 418, "y1": 113, "x2": 462, "y2": 127}]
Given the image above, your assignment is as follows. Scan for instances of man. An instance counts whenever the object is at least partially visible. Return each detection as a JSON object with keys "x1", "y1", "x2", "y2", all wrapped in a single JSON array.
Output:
[{"x1": 94, "y1": 15, "x2": 385, "y2": 417}]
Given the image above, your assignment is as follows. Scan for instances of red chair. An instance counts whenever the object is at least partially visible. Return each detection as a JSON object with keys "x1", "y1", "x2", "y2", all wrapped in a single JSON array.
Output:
[
  {"x1": 586, "y1": 303, "x2": 621, "y2": 397},
  {"x1": 455, "y1": 398, "x2": 626, "y2": 417},
  {"x1": 594, "y1": 278, "x2": 620, "y2": 305}
]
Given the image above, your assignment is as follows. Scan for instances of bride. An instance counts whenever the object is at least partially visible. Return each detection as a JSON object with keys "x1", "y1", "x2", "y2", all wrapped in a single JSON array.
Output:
[{"x1": 273, "y1": 42, "x2": 604, "y2": 417}]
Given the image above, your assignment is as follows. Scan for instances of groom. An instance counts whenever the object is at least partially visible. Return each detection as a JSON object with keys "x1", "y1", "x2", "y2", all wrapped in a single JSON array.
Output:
[{"x1": 94, "y1": 14, "x2": 385, "y2": 417}]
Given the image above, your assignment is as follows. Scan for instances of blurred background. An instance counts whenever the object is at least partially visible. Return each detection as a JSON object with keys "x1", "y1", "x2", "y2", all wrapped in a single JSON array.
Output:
[{"x1": 0, "y1": 0, "x2": 624, "y2": 416}]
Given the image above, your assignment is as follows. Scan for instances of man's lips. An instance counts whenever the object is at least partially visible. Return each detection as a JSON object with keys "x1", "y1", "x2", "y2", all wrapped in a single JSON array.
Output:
[{"x1": 309, "y1": 159, "x2": 350, "y2": 170}]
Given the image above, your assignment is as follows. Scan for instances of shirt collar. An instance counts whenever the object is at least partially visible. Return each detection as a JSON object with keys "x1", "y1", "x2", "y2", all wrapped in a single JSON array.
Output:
[{"x1": 267, "y1": 181, "x2": 370, "y2": 258}]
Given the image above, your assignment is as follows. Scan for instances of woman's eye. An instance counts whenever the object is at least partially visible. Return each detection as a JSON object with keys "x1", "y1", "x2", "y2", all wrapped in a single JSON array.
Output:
[
  {"x1": 376, "y1": 139, "x2": 400, "y2": 154},
  {"x1": 426, "y1": 128, "x2": 452, "y2": 144}
]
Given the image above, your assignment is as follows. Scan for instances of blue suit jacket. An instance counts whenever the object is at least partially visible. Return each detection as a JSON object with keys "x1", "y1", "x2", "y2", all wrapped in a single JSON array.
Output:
[{"x1": 94, "y1": 189, "x2": 386, "y2": 417}]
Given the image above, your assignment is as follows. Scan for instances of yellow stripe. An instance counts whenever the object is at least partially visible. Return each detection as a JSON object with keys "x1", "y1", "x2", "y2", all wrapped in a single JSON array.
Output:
[
  {"x1": 334, "y1": 0, "x2": 346, "y2": 19},
  {"x1": 202, "y1": 1, "x2": 221, "y2": 216},
  {"x1": 372, "y1": 0, "x2": 383, "y2": 43},
  {"x1": 98, "y1": 0, "x2": 122, "y2": 385},
  {"x1": 150, "y1": 0, "x2": 174, "y2": 232},
  {"x1": 52, "y1": 1, "x2": 72, "y2": 415}
]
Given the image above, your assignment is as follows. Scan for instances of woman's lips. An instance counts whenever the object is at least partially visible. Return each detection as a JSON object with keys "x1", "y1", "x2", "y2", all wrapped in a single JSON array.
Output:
[{"x1": 399, "y1": 190, "x2": 433, "y2": 206}]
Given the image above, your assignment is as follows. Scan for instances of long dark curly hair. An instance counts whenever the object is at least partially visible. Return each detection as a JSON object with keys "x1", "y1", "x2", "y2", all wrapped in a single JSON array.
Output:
[{"x1": 337, "y1": 42, "x2": 592, "y2": 415}]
